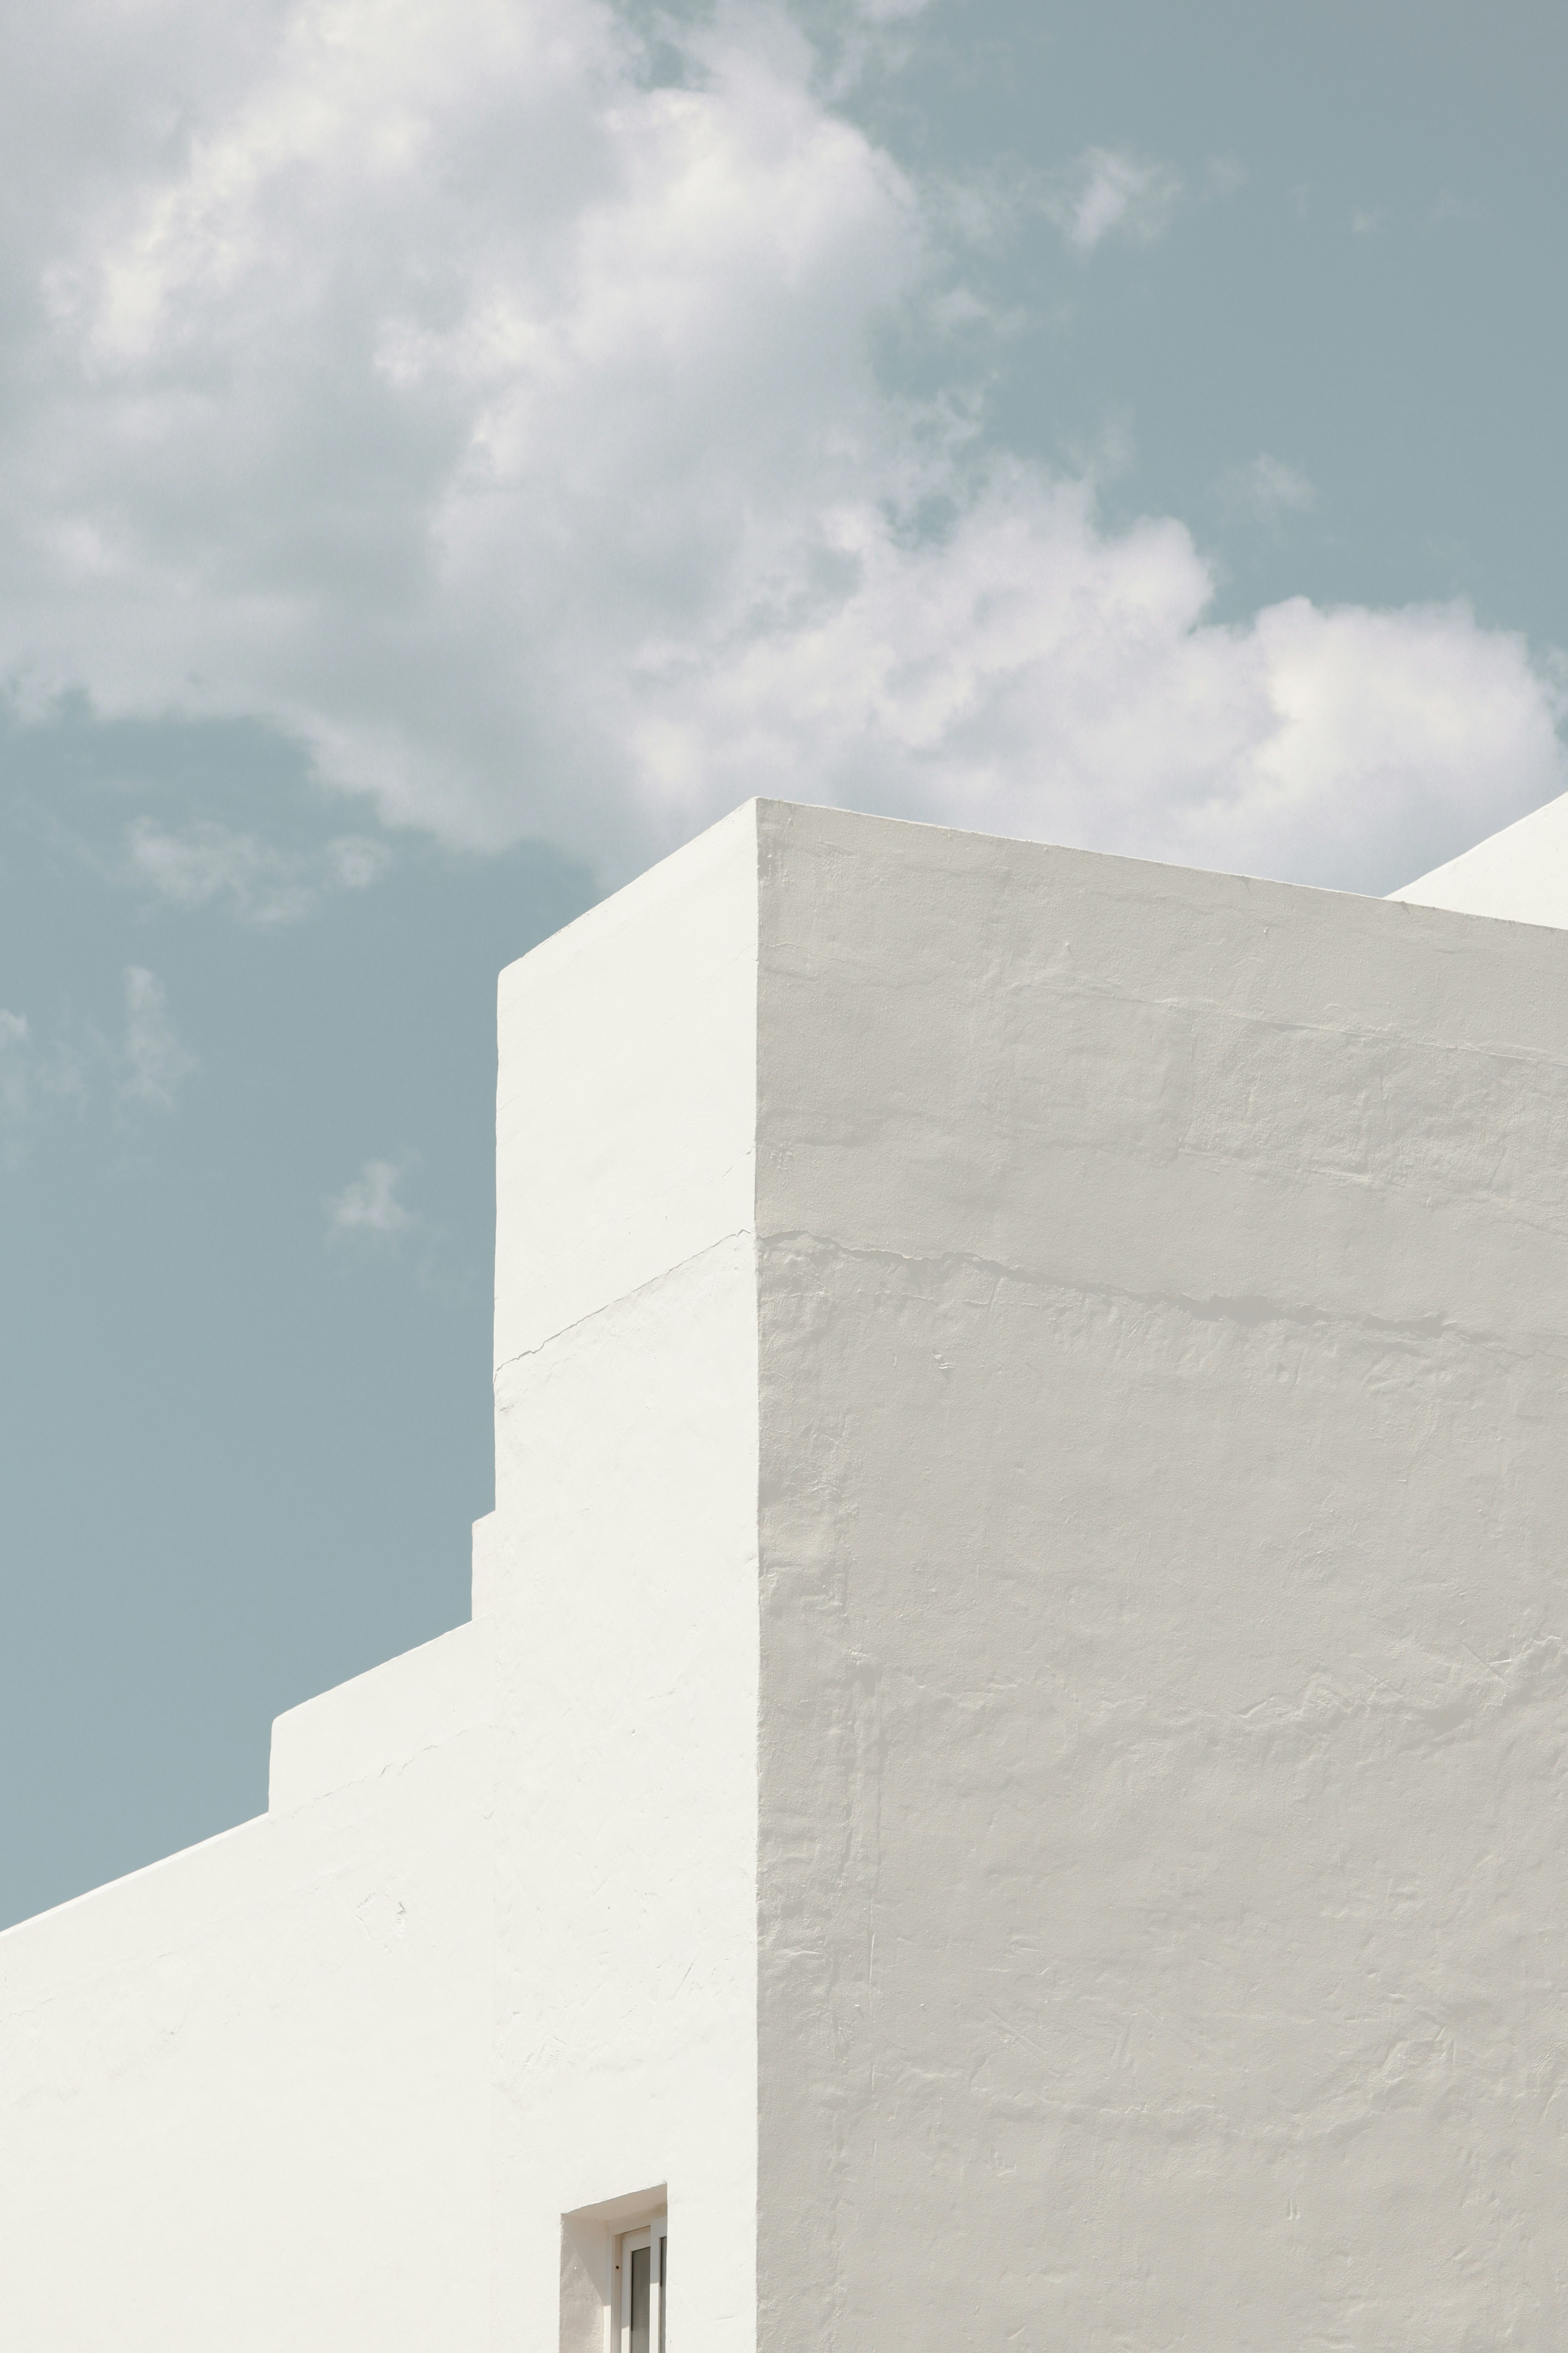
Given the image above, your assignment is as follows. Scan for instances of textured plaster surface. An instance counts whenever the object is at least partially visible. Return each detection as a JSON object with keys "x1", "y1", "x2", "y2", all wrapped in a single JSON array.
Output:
[
  {"x1": 753, "y1": 802, "x2": 1568, "y2": 2348},
  {"x1": 6, "y1": 794, "x2": 1568, "y2": 2350},
  {"x1": 1394, "y1": 786, "x2": 1568, "y2": 927}
]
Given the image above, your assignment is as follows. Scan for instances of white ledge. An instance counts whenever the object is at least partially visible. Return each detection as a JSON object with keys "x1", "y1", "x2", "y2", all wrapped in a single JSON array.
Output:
[{"x1": 267, "y1": 1619, "x2": 494, "y2": 1814}]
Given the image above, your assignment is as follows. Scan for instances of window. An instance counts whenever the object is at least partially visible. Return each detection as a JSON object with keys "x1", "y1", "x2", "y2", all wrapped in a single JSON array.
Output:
[
  {"x1": 560, "y1": 2187, "x2": 666, "y2": 2353},
  {"x1": 617, "y1": 2217, "x2": 667, "y2": 2353}
]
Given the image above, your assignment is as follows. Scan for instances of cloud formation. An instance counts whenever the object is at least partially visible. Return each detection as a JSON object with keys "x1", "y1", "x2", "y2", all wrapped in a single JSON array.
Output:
[
  {"x1": 0, "y1": 0, "x2": 1561, "y2": 891},
  {"x1": 1221, "y1": 454, "x2": 1317, "y2": 525},
  {"x1": 0, "y1": 970, "x2": 190, "y2": 1163},
  {"x1": 0, "y1": 1010, "x2": 29, "y2": 1134},
  {"x1": 329, "y1": 1159, "x2": 414, "y2": 1239},
  {"x1": 120, "y1": 968, "x2": 195, "y2": 1109},
  {"x1": 125, "y1": 820, "x2": 389, "y2": 924},
  {"x1": 1045, "y1": 147, "x2": 1184, "y2": 253},
  {"x1": 0, "y1": 999, "x2": 98, "y2": 1156}
]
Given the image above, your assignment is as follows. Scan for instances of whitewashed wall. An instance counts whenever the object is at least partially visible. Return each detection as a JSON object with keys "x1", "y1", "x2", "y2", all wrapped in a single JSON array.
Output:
[
  {"x1": 487, "y1": 805, "x2": 760, "y2": 2353},
  {"x1": 6, "y1": 794, "x2": 1568, "y2": 2351},
  {"x1": 1394, "y1": 785, "x2": 1568, "y2": 926},
  {"x1": 0, "y1": 810, "x2": 766, "y2": 2353},
  {"x1": 754, "y1": 803, "x2": 1568, "y2": 2349},
  {"x1": 0, "y1": 1623, "x2": 496, "y2": 2351}
]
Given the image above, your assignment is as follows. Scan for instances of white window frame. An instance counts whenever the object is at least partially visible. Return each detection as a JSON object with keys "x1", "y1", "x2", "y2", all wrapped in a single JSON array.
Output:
[{"x1": 615, "y1": 2215, "x2": 667, "y2": 2353}]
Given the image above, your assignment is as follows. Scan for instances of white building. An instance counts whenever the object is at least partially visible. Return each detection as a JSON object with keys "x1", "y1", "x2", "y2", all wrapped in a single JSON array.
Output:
[{"x1": 4, "y1": 796, "x2": 1568, "y2": 2348}]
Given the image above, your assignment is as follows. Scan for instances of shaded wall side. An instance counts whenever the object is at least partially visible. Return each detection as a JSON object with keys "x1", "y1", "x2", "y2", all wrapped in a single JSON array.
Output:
[
  {"x1": 488, "y1": 808, "x2": 760, "y2": 2353},
  {"x1": 754, "y1": 804, "x2": 1568, "y2": 2349}
]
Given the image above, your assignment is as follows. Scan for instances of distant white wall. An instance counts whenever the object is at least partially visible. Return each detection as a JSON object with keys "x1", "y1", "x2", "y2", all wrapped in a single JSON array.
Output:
[
  {"x1": 754, "y1": 803, "x2": 1568, "y2": 2347},
  {"x1": 1393, "y1": 786, "x2": 1568, "y2": 926},
  {"x1": 0, "y1": 1628, "x2": 496, "y2": 2352}
]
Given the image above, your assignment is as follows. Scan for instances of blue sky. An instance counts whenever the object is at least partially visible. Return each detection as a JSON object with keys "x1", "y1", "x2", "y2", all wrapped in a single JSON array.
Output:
[{"x1": 2, "y1": 0, "x2": 1564, "y2": 1927}]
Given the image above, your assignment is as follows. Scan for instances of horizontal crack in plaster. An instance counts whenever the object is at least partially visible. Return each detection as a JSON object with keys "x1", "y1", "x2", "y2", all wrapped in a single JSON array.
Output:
[
  {"x1": 758, "y1": 1231, "x2": 1559, "y2": 1357},
  {"x1": 1007, "y1": 967, "x2": 1568, "y2": 1075},
  {"x1": 765, "y1": 1119, "x2": 1568, "y2": 1242}
]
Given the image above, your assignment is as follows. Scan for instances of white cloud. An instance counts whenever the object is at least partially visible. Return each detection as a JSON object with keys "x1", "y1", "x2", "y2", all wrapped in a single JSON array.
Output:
[
  {"x1": 329, "y1": 1158, "x2": 414, "y2": 1238},
  {"x1": 0, "y1": 0, "x2": 1560, "y2": 895},
  {"x1": 0, "y1": 1010, "x2": 29, "y2": 1130},
  {"x1": 0, "y1": 1005, "x2": 91, "y2": 1152},
  {"x1": 1045, "y1": 146, "x2": 1184, "y2": 254},
  {"x1": 617, "y1": 472, "x2": 1564, "y2": 888},
  {"x1": 125, "y1": 819, "x2": 389, "y2": 922},
  {"x1": 325, "y1": 836, "x2": 389, "y2": 892},
  {"x1": 120, "y1": 967, "x2": 195, "y2": 1109},
  {"x1": 1220, "y1": 454, "x2": 1318, "y2": 525},
  {"x1": 2, "y1": 979, "x2": 191, "y2": 1152}
]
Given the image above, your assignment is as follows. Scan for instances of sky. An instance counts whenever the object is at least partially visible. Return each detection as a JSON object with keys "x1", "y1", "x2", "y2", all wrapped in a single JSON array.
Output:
[{"x1": 2, "y1": 0, "x2": 1565, "y2": 1929}]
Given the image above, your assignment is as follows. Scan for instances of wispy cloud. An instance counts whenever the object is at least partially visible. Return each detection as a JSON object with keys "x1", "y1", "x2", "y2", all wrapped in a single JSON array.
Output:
[
  {"x1": 0, "y1": 1001, "x2": 93, "y2": 1159},
  {"x1": 125, "y1": 820, "x2": 390, "y2": 924},
  {"x1": 1046, "y1": 146, "x2": 1184, "y2": 253},
  {"x1": 329, "y1": 1157, "x2": 414, "y2": 1240},
  {"x1": 120, "y1": 967, "x2": 194, "y2": 1109},
  {"x1": 1, "y1": 975, "x2": 185, "y2": 1156},
  {"x1": 0, "y1": 1009, "x2": 29, "y2": 1132},
  {"x1": 1220, "y1": 454, "x2": 1318, "y2": 525}
]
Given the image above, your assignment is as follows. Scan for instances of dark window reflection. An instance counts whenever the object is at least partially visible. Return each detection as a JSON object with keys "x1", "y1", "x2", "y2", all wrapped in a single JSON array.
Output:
[
  {"x1": 631, "y1": 2246, "x2": 649, "y2": 2353},
  {"x1": 659, "y1": 2232, "x2": 667, "y2": 2353}
]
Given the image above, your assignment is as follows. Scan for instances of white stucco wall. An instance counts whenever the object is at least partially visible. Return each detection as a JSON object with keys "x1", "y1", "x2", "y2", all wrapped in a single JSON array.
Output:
[
  {"x1": 1393, "y1": 786, "x2": 1568, "y2": 926},
  {"x1": 0, "y1": 810, "x2": 764, "y2": 2353},
  {"x1": 488, "y1": 802, "x2": 760, "y2": 2353},
  {"x1": 7, "y1": 792, "x2": 1568, "y2": 2350},
  {"x1": 0, "y1": 1624, "x2": 496, "y2": 2350},
  {"x1": 753, "y1": 802, "x2": 1568, "y2": 2347}
]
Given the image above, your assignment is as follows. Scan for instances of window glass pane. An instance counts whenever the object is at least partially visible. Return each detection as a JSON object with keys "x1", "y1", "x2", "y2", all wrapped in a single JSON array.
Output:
[
  {"x1": 659, "y1": 2234, "x2": 667, "y2": 2353},
  {"x1": 630, "y1": 2245, "x2": 650, "y2": 2353}
]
